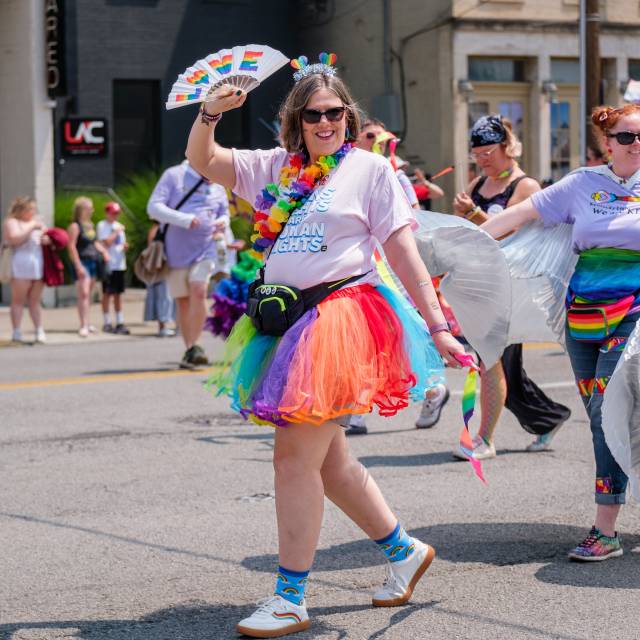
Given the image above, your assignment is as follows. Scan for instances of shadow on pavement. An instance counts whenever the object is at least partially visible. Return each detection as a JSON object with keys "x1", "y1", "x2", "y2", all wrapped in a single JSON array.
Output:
[
  {"x1": 359, "y1": 445, "x2": 570, "y2": 469},
  {"x1": 243, "y1": 522, "x2": 640, "y2": 590},
  {"x1": 359, "y1": 451, "x2": 462, "y2": 468},
  {"x1": 0, "y1": 601, "x2": 424, "y2": 640},
  {"x1": 85, "y1": 367, "x2": 178, "y2": 375}
]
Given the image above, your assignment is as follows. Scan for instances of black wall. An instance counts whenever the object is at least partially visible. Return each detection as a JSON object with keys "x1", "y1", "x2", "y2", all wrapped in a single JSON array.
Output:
[{"x1": 56, "y1": 0, "x2": 295, "y2": 187}]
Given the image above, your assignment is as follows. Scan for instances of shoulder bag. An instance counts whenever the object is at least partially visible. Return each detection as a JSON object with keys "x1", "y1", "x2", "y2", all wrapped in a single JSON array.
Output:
[{"x1": 134, "y1": 176, "x2": 204, "y2": 285}]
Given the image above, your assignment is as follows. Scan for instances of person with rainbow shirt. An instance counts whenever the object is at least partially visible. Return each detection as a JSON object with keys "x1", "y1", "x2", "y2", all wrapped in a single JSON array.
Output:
[{"x1": 480, "y1": 103, "x2": 640, "y2": 562}]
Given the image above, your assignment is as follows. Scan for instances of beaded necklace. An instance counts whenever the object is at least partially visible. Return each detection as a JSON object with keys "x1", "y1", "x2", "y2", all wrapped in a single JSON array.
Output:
[{"x1": 249, "y1": 142, "x2": 352, "y2": 260}]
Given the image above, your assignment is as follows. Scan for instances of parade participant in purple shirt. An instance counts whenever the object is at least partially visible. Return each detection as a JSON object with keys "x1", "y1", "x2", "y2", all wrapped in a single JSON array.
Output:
[
  {"x1": 147, "y1": 160, "x2": 230, "y2": 369},
  {"x1": 481, "y1": 104, "x2": 640, "y2": 562}
]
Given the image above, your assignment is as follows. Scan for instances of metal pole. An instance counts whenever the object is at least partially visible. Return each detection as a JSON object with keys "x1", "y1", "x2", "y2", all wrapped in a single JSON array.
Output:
[
  {"x1": 585, "y1": 0, "x2": 601, "y2": 156},
  {"x1": 579, "y1": 0, "x2": 586, "y2": 164}
]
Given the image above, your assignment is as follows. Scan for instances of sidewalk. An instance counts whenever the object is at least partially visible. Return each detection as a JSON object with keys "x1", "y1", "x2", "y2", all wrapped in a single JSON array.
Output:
[{"x1": 0, "y1": 289, "x2": 165, "y2": 347}]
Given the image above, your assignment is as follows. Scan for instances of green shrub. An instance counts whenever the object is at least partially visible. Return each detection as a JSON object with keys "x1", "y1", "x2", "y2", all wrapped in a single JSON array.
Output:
[{"x1": 55, "y1": 172, "x2": 160, "y2": 286}]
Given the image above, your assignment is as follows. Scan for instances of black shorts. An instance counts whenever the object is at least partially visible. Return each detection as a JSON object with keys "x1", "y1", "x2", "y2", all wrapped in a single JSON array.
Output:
[{"x1": 102, "y1": 270, "x2": 125, "y2": 294}]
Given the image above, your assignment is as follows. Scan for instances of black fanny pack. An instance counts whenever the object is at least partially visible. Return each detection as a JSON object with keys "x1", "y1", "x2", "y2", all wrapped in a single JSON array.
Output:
[{"x1": 246, "y1": 270, "x2": 369, "y2": 336}]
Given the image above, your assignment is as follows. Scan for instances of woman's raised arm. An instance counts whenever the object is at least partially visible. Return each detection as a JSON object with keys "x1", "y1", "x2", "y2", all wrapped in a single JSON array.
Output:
[{"x1": 185, "y1": 86, "x2": 247, "y2": 189}]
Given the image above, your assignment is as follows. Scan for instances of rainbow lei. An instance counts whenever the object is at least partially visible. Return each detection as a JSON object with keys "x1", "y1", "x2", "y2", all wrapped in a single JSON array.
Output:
[{"x1": 249, "y1": 143, "x2": 353, "y2": 259}]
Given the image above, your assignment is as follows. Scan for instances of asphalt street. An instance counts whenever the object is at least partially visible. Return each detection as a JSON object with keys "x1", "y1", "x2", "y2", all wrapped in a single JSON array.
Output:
[{"x1": 1, "y1": 335, "x2": 639, "y2": 640}]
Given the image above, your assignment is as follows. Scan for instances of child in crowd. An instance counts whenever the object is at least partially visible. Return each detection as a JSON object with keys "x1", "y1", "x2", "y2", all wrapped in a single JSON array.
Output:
[{"x1": 97, "y1": 201, "x2": 130, "y2": 334}]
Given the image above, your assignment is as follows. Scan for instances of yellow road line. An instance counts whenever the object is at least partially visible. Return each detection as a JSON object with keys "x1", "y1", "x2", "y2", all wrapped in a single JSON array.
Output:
[
  {"x1": 523, "y1": 342, "x2": 561, "y2": 350},
  {"x1": 0, "y1": 369, "x2": 207, "y2": 390}
]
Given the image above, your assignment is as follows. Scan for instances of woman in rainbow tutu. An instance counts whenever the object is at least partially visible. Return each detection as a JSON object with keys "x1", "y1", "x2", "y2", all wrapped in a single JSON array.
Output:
[
  {"x1": 186, "y1": 53, "x2": 466, "y2": 638},
  {"x1": 480, "y1": 104, "x2": 640, "y2": 562}
]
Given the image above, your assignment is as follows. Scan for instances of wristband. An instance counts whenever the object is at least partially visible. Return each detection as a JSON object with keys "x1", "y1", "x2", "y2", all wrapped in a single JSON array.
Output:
[
  {"x1": 199, "y1": 105, "x2": 222, "y2": 125},
  {"x1": 464, "y1": 205, "x2": 482, "y2": 219},
  {"x1": 428, "y1": 322, "x2": 450, "y2": 335}
]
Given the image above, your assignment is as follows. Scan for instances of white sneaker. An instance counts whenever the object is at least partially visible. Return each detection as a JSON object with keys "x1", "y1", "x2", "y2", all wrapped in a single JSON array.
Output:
[
  {"x1": 526, "y1": 423, "x2": 564, "y2": 452},
  {"x1": 372, "y1": 539, "x2": 436, "y2": 607},
  {"x1": 415, "y1": 384, "x2": 450, "y2": 429},
  {"x1": 453, "y1": 435, "x2": 496, "y2": 460},
  {"x1": 11, "y1": 329, "x2": 23, "y2": 343},
  {"x1": 35, "y1": 328, "x2": 46, "y2": 343},
  {"x1": 236, "y1": 595, "x2": 310, "y2": 638}
]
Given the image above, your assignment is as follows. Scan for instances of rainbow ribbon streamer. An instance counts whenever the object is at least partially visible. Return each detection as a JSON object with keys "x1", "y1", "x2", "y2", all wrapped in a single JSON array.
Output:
[
  {"x1": 457, "y1": 363, "x2": 487, "y2": 484},
  {"x1": 373, "y1": 248, "x2": 399, "y2": 292}
]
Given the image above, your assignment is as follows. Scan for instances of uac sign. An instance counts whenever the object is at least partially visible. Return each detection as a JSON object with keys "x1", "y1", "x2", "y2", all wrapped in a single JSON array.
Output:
[{"x1": 61, "y1": 119, "x2": 108, "y2": 157}]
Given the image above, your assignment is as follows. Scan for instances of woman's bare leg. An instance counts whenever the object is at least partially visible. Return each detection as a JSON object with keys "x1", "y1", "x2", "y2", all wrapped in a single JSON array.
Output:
[
  {"x1": 320, "y1": 428, "x2": 397, "y2": 540},
  {"x1": 9, "y1": 279, "x2": 30, "y2": 332},
  {"x1": 274, "y1": 421, "x2": 339, "y2": 571},
  {"x1": 27, "y1": 280, "x2": 45, "y2": 329},
  {"x1": 477, "y1": 361, "x2": 507, "y2": 443},
  {"x1": 76, "y1": 276, "x2": 91, "y2": 328}
]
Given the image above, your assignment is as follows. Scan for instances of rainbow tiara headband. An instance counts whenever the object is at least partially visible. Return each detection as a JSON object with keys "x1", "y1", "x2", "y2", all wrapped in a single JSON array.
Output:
[{"x1": 290, "y1": 52, "x2": 338, "y2": 83}]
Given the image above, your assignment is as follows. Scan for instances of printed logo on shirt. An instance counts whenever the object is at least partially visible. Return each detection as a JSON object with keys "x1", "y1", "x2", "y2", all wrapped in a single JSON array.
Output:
[
  {"x1": 271, "y1": 187, "x2": 336, "y2": 255},
  {"x1": 589, "y1": 190, "x2": 640, "y2": 217}
]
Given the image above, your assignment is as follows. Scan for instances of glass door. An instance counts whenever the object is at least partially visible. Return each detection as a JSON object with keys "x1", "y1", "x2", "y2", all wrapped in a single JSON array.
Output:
[{"x1": 550, "y1": 85, "x2": 580, "y2": 182}]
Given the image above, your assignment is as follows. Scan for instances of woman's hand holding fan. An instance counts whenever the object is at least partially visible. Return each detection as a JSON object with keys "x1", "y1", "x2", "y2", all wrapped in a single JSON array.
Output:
[{"x1": 201, "y1": 84, "x2": 247, "y2": 115}]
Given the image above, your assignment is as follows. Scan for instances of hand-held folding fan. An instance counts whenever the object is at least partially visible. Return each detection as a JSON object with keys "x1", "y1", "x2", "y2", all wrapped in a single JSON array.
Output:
[{"x1": 166, "y1": 44, "x2": 289, "y2": 110}]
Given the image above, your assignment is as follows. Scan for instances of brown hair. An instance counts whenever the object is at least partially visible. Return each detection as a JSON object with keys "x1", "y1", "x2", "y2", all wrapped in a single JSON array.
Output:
[
  {"x1": 278, "y1": 74, "x2": 361, "y2": 153},
  {"x1": 362, "y1": 117, "x2": 387, "y2": 130},
  {"x1": 592, "y1": 104, "x2": 640, "y2": 140},
  {"x1": 587, "y1": 144, "x2": 606, "y2": 161},
  {"x1": 8, "y1": 196, "x2": 36, "y2": 219},
  {"x1": 72, "y1": 196, "x2": 93, "y2": 224},
  {"x1": 501, "y1": 117, "x2": 522, "y2": 159}
]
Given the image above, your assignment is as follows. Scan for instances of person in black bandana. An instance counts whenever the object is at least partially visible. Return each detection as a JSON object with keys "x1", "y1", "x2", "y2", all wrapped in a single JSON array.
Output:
[{"x1": 450, "y1": 114, "x2": 571, "y2": 459}]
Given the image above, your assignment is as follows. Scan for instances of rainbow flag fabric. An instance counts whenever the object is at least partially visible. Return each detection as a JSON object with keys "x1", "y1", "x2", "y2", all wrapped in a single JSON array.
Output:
[{"x1": 567, "y1": 248, "x2": 640, "y2": 341}]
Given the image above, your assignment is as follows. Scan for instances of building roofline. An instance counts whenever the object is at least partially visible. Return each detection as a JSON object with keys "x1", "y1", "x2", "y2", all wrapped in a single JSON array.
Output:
[{"x1": 454, "y1": 17, "x2": 640, "y2": 35}]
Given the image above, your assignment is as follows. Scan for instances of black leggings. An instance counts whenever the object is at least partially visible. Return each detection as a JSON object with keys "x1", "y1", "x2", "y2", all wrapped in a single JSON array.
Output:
[{"x1": 500, "y1": 344, "x2": 571, "y2": 435}]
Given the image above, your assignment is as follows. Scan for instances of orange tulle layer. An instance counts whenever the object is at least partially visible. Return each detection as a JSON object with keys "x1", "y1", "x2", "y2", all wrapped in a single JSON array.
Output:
[{"x1": 279, "y1": 285, "x2": 417, "y2": 424}]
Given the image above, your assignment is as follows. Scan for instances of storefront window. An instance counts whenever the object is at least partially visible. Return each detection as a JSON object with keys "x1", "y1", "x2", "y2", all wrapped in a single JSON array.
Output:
[
  {"x1": 629, "y1": 60, "x2": 640, "y2": 80},
  {"x1": 551, "y1": 102, "x2": 571, "y2": 182},
  {"x1": 468, "y1": 58, "x2": 525, "y2": 82},
  {"x1": 551, "y1": 59, "x2": 579, "y2": 84},
  {"x1": 113, "y1": 79, "x2": 161, "y2": 182}
]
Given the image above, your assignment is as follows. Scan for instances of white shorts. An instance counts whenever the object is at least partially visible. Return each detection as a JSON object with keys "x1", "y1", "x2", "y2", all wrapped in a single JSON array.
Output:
[{"x1": 167, "y1": 259, "x2": 214, "y2": 299}]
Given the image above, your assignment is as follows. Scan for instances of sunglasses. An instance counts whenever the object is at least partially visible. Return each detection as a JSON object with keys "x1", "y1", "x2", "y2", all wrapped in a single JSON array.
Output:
[
  {"x1": 301, "y1": 107, "x2": 346, "y2": 124},
  {"x1": 607, "y1": 131, "x2": 640, "y2": 145},
  {"x1": 468, "y1": 145, "x2": 500, "y2": 161},
  {"x1": 365, "y1": 132, "x2": 377, "y2": 139}
]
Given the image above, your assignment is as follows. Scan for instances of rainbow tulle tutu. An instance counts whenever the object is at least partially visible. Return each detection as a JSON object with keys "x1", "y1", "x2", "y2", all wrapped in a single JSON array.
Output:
[{"x1": 211, "y1": 283, "x2": 444, "y2": 427}]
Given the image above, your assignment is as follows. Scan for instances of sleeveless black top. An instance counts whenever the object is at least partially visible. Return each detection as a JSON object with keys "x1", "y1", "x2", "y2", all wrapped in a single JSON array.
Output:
[
  {"x1": 471, "y1": 175, "x2": 527, "y2": 215},
  {"x1": 76, "y1": 222, "x2": 99, "y2": 260}
]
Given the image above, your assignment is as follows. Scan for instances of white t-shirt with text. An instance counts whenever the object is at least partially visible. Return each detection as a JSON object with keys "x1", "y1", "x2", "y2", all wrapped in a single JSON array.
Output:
[{"x1": 232, "y1": 146, "x2": 414, "y2": 290}]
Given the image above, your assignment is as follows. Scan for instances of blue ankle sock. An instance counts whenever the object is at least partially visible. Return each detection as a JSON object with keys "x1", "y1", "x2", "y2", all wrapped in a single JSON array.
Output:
[
  {"x1": 375, "y1": 522, "x2": 415, "y2": 562},
  {"x1": 274, "y1": 566, "x2": 309, "y2": 605}
]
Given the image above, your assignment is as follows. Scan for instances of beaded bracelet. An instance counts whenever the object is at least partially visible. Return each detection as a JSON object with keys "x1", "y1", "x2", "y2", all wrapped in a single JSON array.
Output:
[{"x1": 199, "y1": 105, "x2": 222, "y2": 126}]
